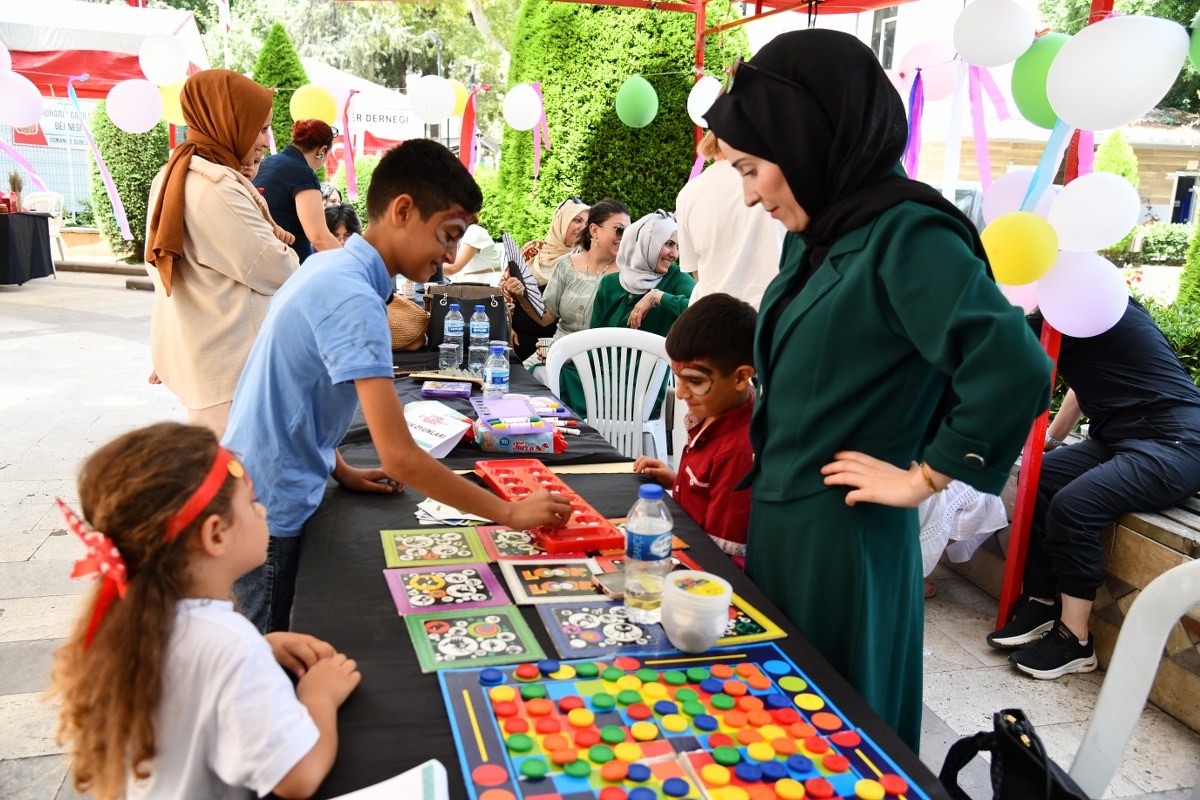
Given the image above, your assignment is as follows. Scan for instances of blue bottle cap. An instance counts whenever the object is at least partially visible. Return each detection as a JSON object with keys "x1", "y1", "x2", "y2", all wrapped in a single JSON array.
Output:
[
  {"x1": 490, "y1": 345, "x2": 505, "y2": 354},
  {"x1": 627, "y1": 763, "x2": 652, "y2": 782},
  {"x1": 475, "y1": 304, "x2": 485, "y2": 310},
  {"x1": 449, "y1": 303, "x2": 459, "y2": 309},
  {"x1": 785, "y1": 754, "x2": 814, "y2": 774},
  {"x1": 662, "y1": 777, "x2": 690, "y2": 797},
  {"x1": 760, "y1": 761, "x2": 788, "y2": 782},
  {"x1": 638, "y1": 484, "x2": 664, "y2": 500}
]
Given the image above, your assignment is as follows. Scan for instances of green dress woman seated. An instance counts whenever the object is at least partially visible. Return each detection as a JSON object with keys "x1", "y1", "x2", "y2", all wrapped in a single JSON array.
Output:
[{"x1": 557, "y1": 211, "x2": 695, "y2": 415}]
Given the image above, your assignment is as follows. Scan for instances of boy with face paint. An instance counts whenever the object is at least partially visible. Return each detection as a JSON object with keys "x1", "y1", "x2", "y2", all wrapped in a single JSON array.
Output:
[
  {"x1": 224, "y1": 140, "x2": 571, "y2": 634},
  {"x1": 633, "y1": 294, "x2": 757, "y2": 567}
]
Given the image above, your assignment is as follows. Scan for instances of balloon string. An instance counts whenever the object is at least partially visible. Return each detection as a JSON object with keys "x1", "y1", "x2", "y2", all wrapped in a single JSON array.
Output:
[
  {"x1": 68, "y1": 74, "x2": 133, "y2": 241},
  {"x1": 1019, "y1": 118, "x2": 1073, "y2": 212},
  {"x1": 0, "y1": 140, "x2": 49, "y2": 193},
  {"x1": 688, "y1": 154, "x2": 704, "y2": 183},
  {"x1": 903, "y1": 70, "x2": 924, "y2": 179}
]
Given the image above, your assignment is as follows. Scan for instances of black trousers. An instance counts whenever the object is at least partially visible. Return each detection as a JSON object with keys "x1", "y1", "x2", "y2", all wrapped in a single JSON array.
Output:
[{"x1": 1025, "y1": 429, "x2": 1200, "y2": 601}]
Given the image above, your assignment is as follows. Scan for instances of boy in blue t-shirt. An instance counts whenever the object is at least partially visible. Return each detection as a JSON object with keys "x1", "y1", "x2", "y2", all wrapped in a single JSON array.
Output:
[{"x1": 224, "y1": 140, "x2": 570, "y2": 633}]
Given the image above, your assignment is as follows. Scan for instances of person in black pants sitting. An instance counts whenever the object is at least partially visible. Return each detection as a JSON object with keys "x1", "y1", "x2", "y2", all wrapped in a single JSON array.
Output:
[{"x1": 987, "y1": 296, "x2": 1200, "y2": 679}]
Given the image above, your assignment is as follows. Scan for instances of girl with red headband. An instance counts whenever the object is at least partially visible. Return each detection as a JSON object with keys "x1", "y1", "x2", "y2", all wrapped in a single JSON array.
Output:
[{"x1": 49, "y1": 423, "x2": 359, "y2": 800}]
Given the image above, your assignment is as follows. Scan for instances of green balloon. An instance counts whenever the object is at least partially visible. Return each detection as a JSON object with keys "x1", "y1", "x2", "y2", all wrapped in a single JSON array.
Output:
[
  {"x1": 1011, "y1": 32, "x2": 1069, "y2": 130},
  {"x1": 616, "y1": 76, "x2": 658, "y2": 128},
  {"x1": 1189, "y1": 19, "x2": 1200, "y2": 71}
]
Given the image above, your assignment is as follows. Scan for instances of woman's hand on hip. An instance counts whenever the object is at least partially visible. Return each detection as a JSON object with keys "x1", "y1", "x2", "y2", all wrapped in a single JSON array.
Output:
[{"x1": 820, "y1": 451, "x2": 935, "y2": 508}]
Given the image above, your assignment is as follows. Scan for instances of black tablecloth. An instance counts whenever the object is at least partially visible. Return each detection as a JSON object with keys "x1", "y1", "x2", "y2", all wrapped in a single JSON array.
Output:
[
  {"x1": 0, "y1": 212, "x2": 53, "y2": 286},
  {"x1": 291, "y1": 472, "x2": 949, "y2": 800},
  {"x1": 339, "y1": 351, "x2": 630, "y2": 469}
]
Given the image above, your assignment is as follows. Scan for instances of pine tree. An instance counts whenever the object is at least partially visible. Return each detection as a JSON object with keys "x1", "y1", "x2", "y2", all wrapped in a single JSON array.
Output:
[
  {"x1": 252, "y1": 22, "x2": 309, "y2": 150},
  {"x1": 87, "y1": 102, "x2": 170, "y2": 261}
]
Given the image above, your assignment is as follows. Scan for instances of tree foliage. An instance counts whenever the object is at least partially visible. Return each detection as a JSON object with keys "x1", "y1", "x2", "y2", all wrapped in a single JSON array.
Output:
[
  {"x1": 1094, "y1": 129, "x2": 1140, "y2": 188},
  {"x1": 493, "y1": 0, "x2": 749, "y2": 245},
  {"x1": 87, "y1": 101, "x2": 170, "y2": 261},
  {"x1": 252, "y1": 23, "x2": 309, "y2": 150},
  {"x1": 1038, "y1": 0, "x2": 1200, "y2": 112},
  {"x1": 1178, "y1": 226, "x2": 1200, "y2": 305},
  {"x1": 330, "y1": 154, "x2": 382, "y2": 226}
]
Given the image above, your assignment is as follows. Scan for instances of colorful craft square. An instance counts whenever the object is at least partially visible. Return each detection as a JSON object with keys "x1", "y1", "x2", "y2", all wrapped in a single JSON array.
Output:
[
  {"x1": 405, "y1": 605, "x2": 545, "y2": 673},
  {"x1": 382, "y1": 562, "x2": 510, "y2": 614},
  {"x1": 499, "y1": 558, "x2": 606, "y2": 605},
  {"x1": 380, "y1": 526, "x2": 488, "y2": 567},
  {"x1": 479, "y1": 524, "x2": 587, "y2": 561}
]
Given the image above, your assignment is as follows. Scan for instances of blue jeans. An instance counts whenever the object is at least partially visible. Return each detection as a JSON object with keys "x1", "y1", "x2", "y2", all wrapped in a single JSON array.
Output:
[{"x1": 233, "y1": 536, "x2": 303, "y2": 634}]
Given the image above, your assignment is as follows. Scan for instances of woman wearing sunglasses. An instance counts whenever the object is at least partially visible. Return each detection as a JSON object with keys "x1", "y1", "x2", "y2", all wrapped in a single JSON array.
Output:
[
  {"x1": 705, "y1": 30, "x2": 1051, "y2": 751},
  {"x1": 254, "y1": 119, "x2": 342, "y2": 263},
  {"x1": 505, "y1": 199, "x2": 631, "y2": 404}
]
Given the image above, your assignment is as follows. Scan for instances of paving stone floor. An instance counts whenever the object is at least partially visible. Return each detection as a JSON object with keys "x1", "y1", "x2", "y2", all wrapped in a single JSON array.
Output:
[{"x1": 1, "y1": 271, "x2": 1197, "y2": 799}]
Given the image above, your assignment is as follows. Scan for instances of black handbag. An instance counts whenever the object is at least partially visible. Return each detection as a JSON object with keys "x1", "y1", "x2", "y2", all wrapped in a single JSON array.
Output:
[
  {"x1": 426, "y1": 284, "x2": 510, "y2": 350},
  {"x1": 939, "y1": 709, "x2": 1091, "y2": 800}
]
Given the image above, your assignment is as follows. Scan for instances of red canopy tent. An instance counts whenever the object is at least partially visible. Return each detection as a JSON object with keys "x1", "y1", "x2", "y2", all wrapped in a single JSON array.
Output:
[{"x1": 0, "y1": 0, "x2": 209, "y2": 100}]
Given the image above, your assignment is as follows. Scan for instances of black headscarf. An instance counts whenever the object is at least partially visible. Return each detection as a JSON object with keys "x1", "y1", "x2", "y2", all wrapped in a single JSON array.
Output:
[{"x1": 705, "y1": 30, "x2": 988, "y2": 283}]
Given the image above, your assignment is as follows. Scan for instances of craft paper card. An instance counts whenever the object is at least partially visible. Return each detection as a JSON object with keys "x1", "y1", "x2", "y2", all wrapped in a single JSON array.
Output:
[
  {"x1": 537, "y1": 600, "x2": 676, "y2": 659},
  {"x1": 404, "y1": 400, "x2": 473, "y2": 459},
  {"x1": 594, "y1": 550, "x2": 700, "y2": 573},
  {"x1": 498, "y1": 558, "x2": 605, "y2": 604},
  {"x1": 406, "y1": 605, "x2": 545, "y2": 673},
  {"x1": 478, "y1": 525, "x2": 585, "y2": 561},
  {"x1": 383, "y1": 562, "x2": 509, "y2": 614},
  {"x1": 381, "y1": 527, "x2": 488, "y2": 567},
  {"x1": 718, "y1": 593, "x2": 787, "y2": 646}
]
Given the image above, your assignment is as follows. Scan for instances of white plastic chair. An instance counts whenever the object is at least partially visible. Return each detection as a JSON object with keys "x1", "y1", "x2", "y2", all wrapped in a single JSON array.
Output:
[
  {"x1": 546, "y1": 328, "x2": 671, "y2": 459},
  {"x1": 23, "y1": 190, "x2": 67, "y2": 263},
  {"x1": 1068, "y1": 558, "x2": 1200, "y2": 797},
  {"x1": 671, "y1": 395, "x2": 689, "y2": 470}
]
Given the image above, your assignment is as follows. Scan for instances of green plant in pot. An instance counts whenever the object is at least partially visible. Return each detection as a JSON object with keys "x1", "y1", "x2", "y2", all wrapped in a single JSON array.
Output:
[{"x1": 7, "y1": 171, "x2": 23, "y2": 212}]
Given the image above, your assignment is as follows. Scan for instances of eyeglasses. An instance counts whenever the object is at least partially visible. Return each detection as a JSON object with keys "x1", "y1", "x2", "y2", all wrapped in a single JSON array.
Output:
[
  {"x1": 557, "y1": 196, "x2": 586, "y2": 211},
  {"x1": 724, "y1": 55, "x2": 808, "y2": 96},
  {"x1": 597, "y1": 224, "x2": 626, "y2": 236}
]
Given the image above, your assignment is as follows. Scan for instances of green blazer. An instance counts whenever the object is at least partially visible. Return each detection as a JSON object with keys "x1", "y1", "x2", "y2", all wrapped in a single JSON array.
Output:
[{"x1": 589, "y1": 265, "x2": 695, "y2": 335}]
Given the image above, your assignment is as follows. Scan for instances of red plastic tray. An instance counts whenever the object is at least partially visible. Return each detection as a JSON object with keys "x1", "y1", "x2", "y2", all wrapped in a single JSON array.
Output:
[{"x1": 474, "y1": 459, "x2": 625, "y2": 553}]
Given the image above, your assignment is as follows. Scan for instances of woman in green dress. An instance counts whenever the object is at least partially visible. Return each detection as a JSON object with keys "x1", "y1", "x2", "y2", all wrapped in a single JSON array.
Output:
[
  {"x1": 590, "y1": 210, "x2": 694, "y2": 336},
  {"x1": 705, "y1": 30, "x2": 1051, "y2": 751}
]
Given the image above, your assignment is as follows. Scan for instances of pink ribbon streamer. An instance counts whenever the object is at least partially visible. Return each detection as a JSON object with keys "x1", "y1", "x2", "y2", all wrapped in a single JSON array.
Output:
[
  {"x1": 531, "y1": 82, "x2": 551, "y2": 181},
  {"x1": 69, "y1": 74, "x2": 132, "y2": 241},
  {"x1": 0, "y1": 140, "x2": 49, "y2": 193},
  {"x1": 267, "y1": 124, "x2": 277, "y2": 155},
  {"x1": 688, "y1": 154, "x2": 704, "y2": 182},
  {"x1": 967, "y1": 66, "x2": 1011, "y2": 193},
  {"x1": 903, "y1": 70, "x2": 924, "y2": 179},
  {"x1": 341, "y1": 89, "x2": 359, "y2": 201},
  {"x1": 1077, "y1": 130, "x2": 1095, "y2": 176}
]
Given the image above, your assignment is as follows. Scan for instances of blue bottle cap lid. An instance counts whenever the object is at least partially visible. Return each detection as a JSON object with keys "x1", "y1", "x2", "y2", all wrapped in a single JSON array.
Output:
[
  {"x1": 475, "y1": 304, "x2": 485, "y2": 310},
  {"x1": 490, "y1": 345, "x2": 505, "y2": 354},
  {"x1": 449, "y1": 303, "x2": 459, "y2": 309},
  {"x1": 638, "y1": 484, "x2": 664, "y2": 500}
]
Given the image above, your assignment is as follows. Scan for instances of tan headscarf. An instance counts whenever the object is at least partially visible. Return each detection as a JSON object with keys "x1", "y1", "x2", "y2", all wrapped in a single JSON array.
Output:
[
  {"x1": 530, "y1": 199, "x2": 589, "y2": 285},
  {"x1": 145, "y1": 69, "x2": 274, "y2": 295}
]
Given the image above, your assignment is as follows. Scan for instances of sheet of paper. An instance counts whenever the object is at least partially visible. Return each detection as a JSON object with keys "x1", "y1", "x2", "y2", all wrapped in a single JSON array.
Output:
[
  {"x1": 403, "y1": 400, "x2": 472, "y2": 459},
  {"x1": 324, "y1": 758, "x2": 448, "y2": 800}
]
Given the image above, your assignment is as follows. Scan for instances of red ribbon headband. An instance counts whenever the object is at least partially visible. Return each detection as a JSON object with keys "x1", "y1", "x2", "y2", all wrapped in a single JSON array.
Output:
[{"x1": 164, "y1": 447, "x2": 243, "y2": 542}]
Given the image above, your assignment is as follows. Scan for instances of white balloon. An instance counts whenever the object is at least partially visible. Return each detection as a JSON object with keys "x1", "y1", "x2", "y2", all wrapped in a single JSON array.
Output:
[
  {"x1": 953, "y1": 0, "x2": 1034, "y2": 68},
  {"x1": 0, "y1": 70, "x2": 44, "y2": 128},
  {"x1": 1048, "y1": 172, "x2": 1140, "y2": 252},
  {"x1": 0, "y1": 42, "x2": 11, "y2": 73},
  {"x1": 1038, "y1": 251, "x2": 1128, "y2": 337},
  {"x1": 1047, "y1": 15, "x2": 1188, "y2": 132},
  {"x1": 686, "y1": 76, "x2": 723, "y2": 127},
  {"x1": 408, "y1": 75, "x2": 457, "y2": 123},
  {"x1": 107, "y1": 79, "x2": 163, "y2": 134},
  {"x1": 982, "y1": 170, "x2": 1058, "y2": 224},
  {"x1": 503, "y1": 83, "x2": 542, "y2": 131},
  {"x1": 138, "y1": 33, "x2": 189, "y2": 87}
]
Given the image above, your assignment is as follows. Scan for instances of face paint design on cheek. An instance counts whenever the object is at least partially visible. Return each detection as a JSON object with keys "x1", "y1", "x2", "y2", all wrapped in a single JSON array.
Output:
[{"x1": 671, "y1": 360, "x2": 714, "y2": 397}]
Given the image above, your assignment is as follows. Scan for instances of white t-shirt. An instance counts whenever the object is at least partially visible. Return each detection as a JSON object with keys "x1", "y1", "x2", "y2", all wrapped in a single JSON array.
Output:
[
  {"x1": 676, "y1": 160, "x2": 785, "y2": 309},
  {"x1": 449, "y1": 224, "x2": 504, "y2": 285},
  {"x1": 127, "y1": 599, "x2": 319, "y2": 800}
]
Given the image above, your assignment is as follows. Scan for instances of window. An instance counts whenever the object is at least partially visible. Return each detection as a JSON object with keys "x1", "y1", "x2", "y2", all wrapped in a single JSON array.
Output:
[{"x1": 871, "y1": 6, "x2": 898, "y2": 70}]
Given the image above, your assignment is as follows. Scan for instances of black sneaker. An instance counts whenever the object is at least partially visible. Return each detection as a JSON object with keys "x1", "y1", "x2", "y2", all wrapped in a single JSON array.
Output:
[
  {"x1": 986, "y1": 596, "x2": 1060, "y2": 649},
  {"x1": 1009, "y1": 622, "x2": 1098, "y2": 679}
]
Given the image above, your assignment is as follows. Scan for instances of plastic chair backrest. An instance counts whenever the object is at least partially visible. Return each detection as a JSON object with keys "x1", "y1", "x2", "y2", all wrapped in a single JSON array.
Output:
[
  {"x1": 1068, "y1": 558, "x2": 1200, "y2": 797},
  {"x1": 24, "y1": 191, "x2": 64, "y2": 219},
  {"x1": 546, "y1": 328, "x2": 670, "y2": 459}
]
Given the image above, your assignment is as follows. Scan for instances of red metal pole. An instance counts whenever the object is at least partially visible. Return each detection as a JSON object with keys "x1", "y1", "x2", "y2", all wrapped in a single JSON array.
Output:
[{"x1": 994, "y1": 1, "x2": 1112, "y2": 628}]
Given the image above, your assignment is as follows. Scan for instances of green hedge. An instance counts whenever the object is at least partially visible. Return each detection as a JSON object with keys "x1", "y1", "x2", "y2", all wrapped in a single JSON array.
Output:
[
  {"x1": 474, "y1": 166, "x2": 504, "y2": 237},
  {"x1": 494, "y1": 0, "x2": 749, "y2": 244},
  {"x1": 253, "y1": 23, "x2": 309, "y2": 152},
  {"x1": 88, "y1": 101, "x2": 169, "y2": 261},
  {"x1": 1102, "y1": 223, "x2": 1193, "y2": 266},
  {"x1": 1138, "y1": 294, "x2": 1200, "y2": 385},
  {"x1": 1177, "y1": 225, "x2": 1200, "y2": 307}
]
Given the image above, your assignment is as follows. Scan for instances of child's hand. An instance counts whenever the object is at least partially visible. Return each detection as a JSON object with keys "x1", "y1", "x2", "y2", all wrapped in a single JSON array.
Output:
[
  {"x1": 274, "y1": 225, "x2": 296, "y2": 245},
  {"x1": 297, "y1": 652, "x2": 361, "y2": 709},
  {"x1": 633, "y1": 457, "x2": 674, "y2": 488},
  {"x1": 505, "y1": 489, "x2": 573, "y2": 530},
  {"x1": 334, "y1": 464, "x2": 401, "y2": 495},
  {"x1": 266, "y1": 632, "x2": 336, "y2": 678}
]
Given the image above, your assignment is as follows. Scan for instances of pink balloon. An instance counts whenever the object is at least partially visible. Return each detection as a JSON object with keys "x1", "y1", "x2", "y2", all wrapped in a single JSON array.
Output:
[
  {"x1": 1037, "y1": 251, "x2": 1128, "y2": 337},
  {"x1": 898, "y1": 41, "x2": 960, "y2": 101},
  {"x1": 0, "y1": 70, "x2": 44, "y2": 128},
  {"x1": 107, "y1": 79, "x2": 163, "y2": 134},
  {"x1": 1000, "y1": 280, "x2": 1039, "y2": 312},
  {"x1": 982, "y1": 170, "x2": 1058, "y2": 224}
]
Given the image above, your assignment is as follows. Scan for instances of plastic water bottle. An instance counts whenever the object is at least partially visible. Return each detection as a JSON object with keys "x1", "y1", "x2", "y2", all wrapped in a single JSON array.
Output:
[
  {"x1": 444, "y1": 303, "x2": 465, "y2": 367},
  {"x1": 483, "y1": 345, "x2": 509, "y2": 399},
  {"x1": 470, "y1": 305, "x2": 490, "y2": 349},
  {"x1": 624, "y1": 484, "x2": 675, "y2": 624}
]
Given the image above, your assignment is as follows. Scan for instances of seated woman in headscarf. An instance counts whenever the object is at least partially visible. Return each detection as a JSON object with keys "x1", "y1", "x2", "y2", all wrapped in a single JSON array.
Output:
[
  {"x1": 145, "y1": 69, "x2": 300, "y2": 438},
  {"x1": 590, "y1": 210, "x2": 694, "y2": 336},
  {"x1": 507, "y1": 197, "x2": 591, "y2": 359},
  {"x1": 704, "y1": 30, "x2": 1051, "y2": 751}
]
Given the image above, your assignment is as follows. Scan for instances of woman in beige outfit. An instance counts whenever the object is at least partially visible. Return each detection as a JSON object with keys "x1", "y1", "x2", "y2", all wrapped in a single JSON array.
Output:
[{"x1": 144, "y1": 70, "x2": 299, "y2": 437}]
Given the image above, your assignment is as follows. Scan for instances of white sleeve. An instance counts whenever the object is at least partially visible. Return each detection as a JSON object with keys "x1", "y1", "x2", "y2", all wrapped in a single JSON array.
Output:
[
  {"x1": 212, "y1": 634, "x2": 320, "y2": 796},
  {"x1": 462, "y1": 224, "x2": 494, "y2": 250}
]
